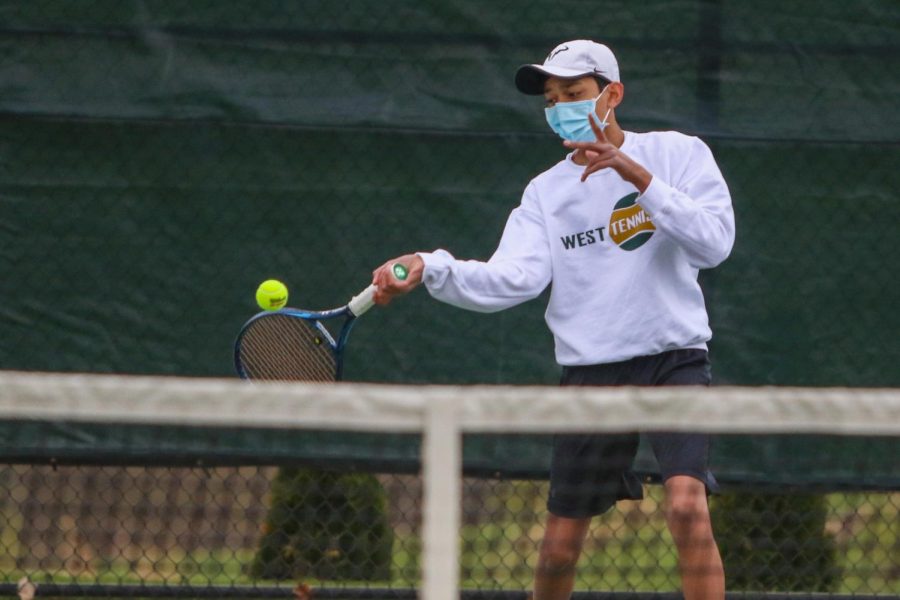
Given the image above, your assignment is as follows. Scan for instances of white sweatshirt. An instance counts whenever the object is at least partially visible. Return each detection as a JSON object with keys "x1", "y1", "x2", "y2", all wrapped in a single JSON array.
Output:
[{"x1": 418, "y1": 131, "x2": 735, "y2": 366}]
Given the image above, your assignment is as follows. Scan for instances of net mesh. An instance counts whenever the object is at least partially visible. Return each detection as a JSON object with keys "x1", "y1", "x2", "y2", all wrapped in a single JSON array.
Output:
[
  {"x1": 0, "y1": 372, "x2": 897, "y2": 599},
  {"x1": 236, "y1": 314, "x2": 337, "y2": 382}
]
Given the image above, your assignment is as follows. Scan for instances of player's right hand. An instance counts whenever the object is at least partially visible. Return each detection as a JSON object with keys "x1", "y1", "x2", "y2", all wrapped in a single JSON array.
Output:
[{"x1": 372, "y1": 254, "x2": 424, "y2": 305}]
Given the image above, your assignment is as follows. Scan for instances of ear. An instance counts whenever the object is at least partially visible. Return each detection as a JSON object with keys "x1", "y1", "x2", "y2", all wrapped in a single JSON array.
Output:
[{"x1": 606, "y1": 82, "x2": 625, "y2": 109}]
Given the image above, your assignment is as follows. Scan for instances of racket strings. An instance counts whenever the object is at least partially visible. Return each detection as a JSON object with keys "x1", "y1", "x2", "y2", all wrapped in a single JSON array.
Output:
[{"x1": 238, "y1": 314, "x2": 336, "y2": 382}]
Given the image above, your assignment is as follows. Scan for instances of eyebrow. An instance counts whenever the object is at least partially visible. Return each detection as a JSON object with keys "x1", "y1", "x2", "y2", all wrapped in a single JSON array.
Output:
[{"x1": 543, "y1": 80, "x2": 582, "y2": 94}]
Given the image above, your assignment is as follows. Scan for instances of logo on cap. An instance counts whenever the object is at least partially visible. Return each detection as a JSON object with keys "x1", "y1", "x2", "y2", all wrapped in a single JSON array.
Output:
[{"x1": 546, "y1": 45, "x2": 569, "y2": 62}]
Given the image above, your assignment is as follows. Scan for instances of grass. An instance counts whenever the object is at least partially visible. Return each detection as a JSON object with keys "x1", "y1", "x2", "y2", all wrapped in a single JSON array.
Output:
[
  {"x1": 825, "y1": 492, "x2": 900, "y2": 594},
  {"x1": 2, "y1": 486, "x2": 897, "y2": 595}
]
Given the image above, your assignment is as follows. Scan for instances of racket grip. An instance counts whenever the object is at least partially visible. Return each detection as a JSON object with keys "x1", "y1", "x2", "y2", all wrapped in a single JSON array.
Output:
[
  {"x1": 349, "y1": 263, "x2": 409, "y2": 317},
  {"x1": 348, "y1": 284, "x2": 377, "y2": 317}
]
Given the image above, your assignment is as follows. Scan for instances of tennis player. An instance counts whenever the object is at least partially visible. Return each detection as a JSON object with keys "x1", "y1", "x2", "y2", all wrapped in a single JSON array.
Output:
[{"x1": 372, "y1": 39, "x2": 733, "y2": 600}]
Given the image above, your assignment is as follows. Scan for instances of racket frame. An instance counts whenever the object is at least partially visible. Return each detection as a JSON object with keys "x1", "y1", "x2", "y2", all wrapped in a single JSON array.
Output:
[{"x1": 233, "y1": 305, "x2": 360, "y2": 381}]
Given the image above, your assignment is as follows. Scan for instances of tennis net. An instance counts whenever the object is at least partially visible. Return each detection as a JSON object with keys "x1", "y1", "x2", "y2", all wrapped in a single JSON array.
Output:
[{"x1": 0, "y1": 371, "x2": 897, "y2": 599}]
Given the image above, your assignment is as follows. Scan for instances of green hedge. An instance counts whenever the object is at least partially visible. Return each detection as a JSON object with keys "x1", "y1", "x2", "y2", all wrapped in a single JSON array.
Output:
[
  {"x1": 251, "y1": 469, "x2": 393, "y2": 581},
  {"x1": 711, "y1": 492, "x2": 839, "y2": 592}
]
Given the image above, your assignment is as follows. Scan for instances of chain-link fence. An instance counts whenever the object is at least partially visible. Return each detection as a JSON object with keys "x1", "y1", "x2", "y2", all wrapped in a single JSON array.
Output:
[
  {"x1": 2, "y1": 465, "x2": 898, "y2": 597},
  {"x1": 0, "y1": 465, "x2": 900, "y2": 596}
]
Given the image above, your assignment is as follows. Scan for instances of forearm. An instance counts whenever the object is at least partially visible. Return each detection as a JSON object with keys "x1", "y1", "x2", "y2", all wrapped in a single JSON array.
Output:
[
  {"x1": 614, "y1": 154, "x2": 652, "y2": 194},
  {"x1": 419, "y1": 250, "x2": 550, "y2": 313},
  {"x1": 637, "y1": 177, "x2": 735, "y2": 268}
]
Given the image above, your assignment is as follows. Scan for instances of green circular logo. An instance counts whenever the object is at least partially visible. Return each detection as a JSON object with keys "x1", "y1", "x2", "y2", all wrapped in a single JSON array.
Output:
[
  {"x1": 608, "y1": 192, "x2": 656, "y2": 251},
  {"x1": 392, "y1": 263, "x2": 409, "y2": 280}
]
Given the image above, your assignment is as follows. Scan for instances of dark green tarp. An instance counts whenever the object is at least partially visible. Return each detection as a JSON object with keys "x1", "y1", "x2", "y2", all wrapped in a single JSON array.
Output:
[
  {"x1": 1, "y1": 1, "x2": 898, "y2": 487},
  {"x1": 0, "y1": 420, "x2": 896, "y2": 491}
]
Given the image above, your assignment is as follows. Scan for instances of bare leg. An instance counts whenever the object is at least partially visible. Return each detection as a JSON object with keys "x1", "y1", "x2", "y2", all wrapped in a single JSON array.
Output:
[
  {"x1": 532, "y1": 514, "x2": 592, "y2": 600},
  {"x1": 664, "y1": 476, "x2": 725, "y2": 600}
]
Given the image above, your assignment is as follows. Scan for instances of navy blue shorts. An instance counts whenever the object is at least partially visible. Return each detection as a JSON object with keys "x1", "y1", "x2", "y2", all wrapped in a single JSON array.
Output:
[{"x1": 548, "y1": 348, "x2": 719, "y2": 519}]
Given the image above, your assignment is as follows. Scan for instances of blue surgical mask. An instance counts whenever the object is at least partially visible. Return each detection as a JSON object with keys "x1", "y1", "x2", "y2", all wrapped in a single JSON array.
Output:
[{"x1": 544, "y1": 86, "x2": 612, "y2": 142}]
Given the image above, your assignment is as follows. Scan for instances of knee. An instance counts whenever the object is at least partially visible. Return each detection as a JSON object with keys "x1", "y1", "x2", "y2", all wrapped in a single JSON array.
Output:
[
  {"x1": 537, "y1": 540, "x2": 582, "y2": 578},
  {"x1": 665, "y1": 492, "x2": 712, "y2": 540}
]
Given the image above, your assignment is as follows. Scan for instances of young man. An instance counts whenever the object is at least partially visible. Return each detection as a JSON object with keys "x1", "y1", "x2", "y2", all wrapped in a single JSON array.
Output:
[{"x1": 372, "y1": 40, "x2": 733, "y2": 600}]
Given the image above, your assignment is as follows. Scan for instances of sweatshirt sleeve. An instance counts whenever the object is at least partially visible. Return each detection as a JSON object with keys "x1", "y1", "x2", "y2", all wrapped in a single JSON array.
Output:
[
  {"x1": 417, "y1": 183, "x2": 552, "y2": 313},
  {"x1": 636, "y1": 136, "x2": 735, "y2": 269}
]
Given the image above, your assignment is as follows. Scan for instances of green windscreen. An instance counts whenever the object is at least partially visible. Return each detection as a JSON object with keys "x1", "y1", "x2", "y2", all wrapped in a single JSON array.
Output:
[{"x1": 1, "y1": 1, "x2": 898, "y2": 484}]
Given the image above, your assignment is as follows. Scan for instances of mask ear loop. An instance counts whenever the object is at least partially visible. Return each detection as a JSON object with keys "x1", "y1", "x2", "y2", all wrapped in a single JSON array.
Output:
[
  {"x1": 595, "y1": 107, "x2": 612, "y2": 131},
  {"x1": 594, "y1": 85, "x2": 612, "y2": 130}
]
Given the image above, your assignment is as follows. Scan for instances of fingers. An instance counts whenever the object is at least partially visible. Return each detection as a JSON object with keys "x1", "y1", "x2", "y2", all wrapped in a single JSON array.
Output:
[
  {"x1": 562, "y1": 139, "x2": 596, "y2": 152},
  {"x1": 562, "y1": 129, "x2": 618, "y2": 181},
  {"x1": 372, "y1": 254, "x2": 424, "y2": 305},
  {"x1": 581, "y1": 158, "x2": 617, "y2": 182},
  {"x1": 574, "y1": 146, "x2": 617, "y2": 178},
  {"x1": 563, "y1": 139, "x2": 613, "y2": 156},
  {"x1": 372, "y1": 263, "x2": 398, "y2": 305}
]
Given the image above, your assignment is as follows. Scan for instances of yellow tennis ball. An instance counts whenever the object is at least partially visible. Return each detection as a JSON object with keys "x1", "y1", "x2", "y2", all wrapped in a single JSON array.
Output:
[{"x1": 256, "y1": 279, "x2": 288, "y2": 311}]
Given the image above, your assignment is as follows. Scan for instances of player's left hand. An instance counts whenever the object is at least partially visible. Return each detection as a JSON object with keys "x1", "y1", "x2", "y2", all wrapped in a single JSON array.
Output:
[{"x1": 564, "y1": 114, "x2": 652, "y2": 192}]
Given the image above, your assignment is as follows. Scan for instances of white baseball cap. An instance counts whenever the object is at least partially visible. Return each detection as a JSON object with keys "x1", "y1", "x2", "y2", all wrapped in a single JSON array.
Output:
[{"x1": 515, "y1": 39, "x2": 620, "y2": 95}]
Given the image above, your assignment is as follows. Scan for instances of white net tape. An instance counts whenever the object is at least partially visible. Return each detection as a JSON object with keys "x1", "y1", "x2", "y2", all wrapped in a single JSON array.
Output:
[{"x1": 0, "y1": 371, "x2": 898, "y2": 434}]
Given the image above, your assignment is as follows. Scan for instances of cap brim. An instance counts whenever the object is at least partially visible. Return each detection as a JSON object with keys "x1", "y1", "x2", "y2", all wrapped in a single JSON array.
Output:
[{"x1": 515, "y1": 64, "x2": 597, "y2": 95}]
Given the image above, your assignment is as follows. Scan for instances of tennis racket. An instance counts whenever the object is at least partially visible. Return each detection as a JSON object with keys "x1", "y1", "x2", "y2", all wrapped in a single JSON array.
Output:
[{"x1": 234, "y1": 264, "x2": 408, "y2": 382}]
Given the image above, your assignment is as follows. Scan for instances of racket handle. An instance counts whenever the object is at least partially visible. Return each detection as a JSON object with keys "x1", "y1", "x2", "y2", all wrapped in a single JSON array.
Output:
[
  {"x1": 348, "y1": 284, "x2": 377, "y2": 317},
  {"x1": 348, "y1": 263, "x2": 410, "y2": 317}
]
